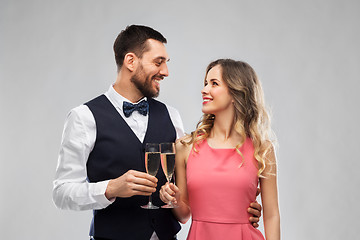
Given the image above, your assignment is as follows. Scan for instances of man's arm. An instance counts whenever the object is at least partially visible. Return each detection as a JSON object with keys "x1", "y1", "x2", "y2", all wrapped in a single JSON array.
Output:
[
  {"x1": 52, "y1": 105, "x2": 158, "y2": 210},
  {"x1": 52, "y1": 106, "x2": 113, "y2": 210}
]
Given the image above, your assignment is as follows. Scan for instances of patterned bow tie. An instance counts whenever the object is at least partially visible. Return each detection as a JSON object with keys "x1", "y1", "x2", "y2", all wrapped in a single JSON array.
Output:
[{"x1": 123, "y1": 100, "x2": 149, "y2": 117}]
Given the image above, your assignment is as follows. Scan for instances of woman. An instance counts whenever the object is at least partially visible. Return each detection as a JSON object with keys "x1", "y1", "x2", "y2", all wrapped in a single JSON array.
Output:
[{"x1": 160, "y1": 59, "x2": 280, "y2": 240}]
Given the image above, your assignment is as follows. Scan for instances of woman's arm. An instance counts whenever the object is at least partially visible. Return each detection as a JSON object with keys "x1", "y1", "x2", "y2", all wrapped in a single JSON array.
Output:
[
  {"x1": 160, "y1": 138, "x2": 192, "y2": 224},
  {"x1": 260, "y1": 146, "x2": 281, "y2": 240}
]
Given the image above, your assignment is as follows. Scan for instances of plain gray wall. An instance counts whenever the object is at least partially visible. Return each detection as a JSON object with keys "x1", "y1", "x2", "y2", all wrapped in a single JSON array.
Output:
[{"x1": 1, "y1": 0, "x2": 359, "y2": 239}]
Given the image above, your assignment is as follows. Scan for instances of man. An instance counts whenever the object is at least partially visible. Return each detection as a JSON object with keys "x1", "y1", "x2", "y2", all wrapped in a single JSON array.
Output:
[{"x1": 53, "y1": 25, "x2": 261, "y2": 240}]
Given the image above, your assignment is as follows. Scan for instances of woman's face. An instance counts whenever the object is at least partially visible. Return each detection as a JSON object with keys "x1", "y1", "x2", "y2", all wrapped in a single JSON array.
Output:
[{"x1": 201, "y1": 65, "x2": 234, "y2": 115}]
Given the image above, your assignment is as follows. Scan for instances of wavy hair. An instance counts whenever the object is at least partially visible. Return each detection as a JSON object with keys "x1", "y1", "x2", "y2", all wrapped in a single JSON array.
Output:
[{"x1": 183, "y1": 59, "x2": 276, "y2": 177}]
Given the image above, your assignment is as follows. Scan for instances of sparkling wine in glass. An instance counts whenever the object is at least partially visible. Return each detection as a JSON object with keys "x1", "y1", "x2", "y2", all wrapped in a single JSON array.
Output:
[
  {"x1": 160, "y1": 142, "x2": 177, "y2": 208},
  {"x1": 141, "y1": 143, "x2": 161, "y2": 209}
]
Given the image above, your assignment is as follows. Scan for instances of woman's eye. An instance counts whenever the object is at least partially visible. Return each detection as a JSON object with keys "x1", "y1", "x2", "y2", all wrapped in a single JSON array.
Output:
[{"x1": 212, "y1": 81, "x2": 218, "y2": 86}]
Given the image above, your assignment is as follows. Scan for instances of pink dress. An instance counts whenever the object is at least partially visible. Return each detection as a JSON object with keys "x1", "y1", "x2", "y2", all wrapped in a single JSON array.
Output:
[{"x1": 186, "y1": 138, "x2": 265, "y2": 240}]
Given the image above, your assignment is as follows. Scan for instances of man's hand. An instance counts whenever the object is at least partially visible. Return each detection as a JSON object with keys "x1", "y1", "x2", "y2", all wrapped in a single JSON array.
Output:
[
  {"x1": 105, "y1": 170, "x2": 158, "y2": 199},
  {"x1": 248, "y1": 188, "x2": 262, "y2": 228}
]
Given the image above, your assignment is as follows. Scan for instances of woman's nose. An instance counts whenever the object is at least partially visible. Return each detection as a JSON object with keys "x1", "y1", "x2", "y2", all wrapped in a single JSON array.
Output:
[{"x1": 201, "y1": 85, "x2": 209, "y2": 95}]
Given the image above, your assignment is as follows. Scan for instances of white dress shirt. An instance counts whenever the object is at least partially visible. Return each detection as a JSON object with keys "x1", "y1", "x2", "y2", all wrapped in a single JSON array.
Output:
[{"x1": 53, "y1": 85, "x2": 185, "y2": 239}]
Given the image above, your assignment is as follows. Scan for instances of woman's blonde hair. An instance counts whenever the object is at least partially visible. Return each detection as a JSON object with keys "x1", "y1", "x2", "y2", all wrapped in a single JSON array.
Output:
[{"x1": 183, "y1": 59, "x2": 276, "y2": 177}]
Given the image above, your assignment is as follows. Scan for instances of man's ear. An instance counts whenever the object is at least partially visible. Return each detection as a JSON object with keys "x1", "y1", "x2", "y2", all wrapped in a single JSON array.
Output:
[{"x1": 123, "y1": 53, "x2": 137, "y2": 72}]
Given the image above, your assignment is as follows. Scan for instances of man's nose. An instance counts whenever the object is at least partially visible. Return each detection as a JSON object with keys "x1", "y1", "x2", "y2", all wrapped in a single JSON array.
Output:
[{"x1": 159, "y1": 63, "x2": 169, "y2": 77}]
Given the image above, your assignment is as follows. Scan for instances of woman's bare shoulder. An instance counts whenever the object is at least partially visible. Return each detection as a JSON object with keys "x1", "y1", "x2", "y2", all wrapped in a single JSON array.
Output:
[{"x1": 175, "y1": 135, "x2": 193, "y2": 158}]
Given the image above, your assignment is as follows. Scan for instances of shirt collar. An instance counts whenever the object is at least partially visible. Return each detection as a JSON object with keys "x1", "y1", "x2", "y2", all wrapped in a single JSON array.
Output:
[{"x1": 106, "y1": 84, "x2": 147, "y2": 111}]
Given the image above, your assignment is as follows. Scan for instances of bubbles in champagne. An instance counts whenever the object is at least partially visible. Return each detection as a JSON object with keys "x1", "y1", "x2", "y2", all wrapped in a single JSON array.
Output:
[
  {"x1": 146, "y1": 152, "x2": 161, "y2": 176},
  {"x1": 161, "y1": 153, "x2": 176, "y2": 182}
]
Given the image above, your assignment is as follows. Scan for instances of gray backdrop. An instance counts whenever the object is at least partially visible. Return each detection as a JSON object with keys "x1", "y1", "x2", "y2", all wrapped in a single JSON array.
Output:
[{"x1": 1, "y1": 0, "x2": 359, "y2": 239}]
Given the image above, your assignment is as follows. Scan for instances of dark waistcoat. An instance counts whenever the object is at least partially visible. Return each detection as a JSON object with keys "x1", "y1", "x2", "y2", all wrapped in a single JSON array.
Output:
[{"x1": 85, "y1": 95, "x2": 180, "y2": 240}]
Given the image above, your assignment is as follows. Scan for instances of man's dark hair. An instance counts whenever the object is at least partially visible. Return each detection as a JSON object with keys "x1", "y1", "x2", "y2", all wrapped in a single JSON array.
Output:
[{"x1": 113, "y1": 25, "x2": 167, "y2": 70}]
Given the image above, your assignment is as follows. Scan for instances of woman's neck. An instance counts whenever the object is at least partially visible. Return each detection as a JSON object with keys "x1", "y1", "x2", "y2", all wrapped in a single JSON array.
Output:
[
  {"x1": 208, "y1": 111, "x2": 242, "y2": 148},
  {"x1": 211, "y1": 116, "x2": 234, "y2": 141}
]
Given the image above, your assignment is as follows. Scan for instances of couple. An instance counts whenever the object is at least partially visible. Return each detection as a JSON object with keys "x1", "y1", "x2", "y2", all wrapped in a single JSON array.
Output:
[{"x1": 53, "y1": 25, "x2": 280, "y2": 240}]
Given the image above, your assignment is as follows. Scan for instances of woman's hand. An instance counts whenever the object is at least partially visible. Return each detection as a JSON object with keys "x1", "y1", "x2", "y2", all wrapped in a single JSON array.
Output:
[{"x1": 159, "y1": 182, "x2": 180, "y2": 205}]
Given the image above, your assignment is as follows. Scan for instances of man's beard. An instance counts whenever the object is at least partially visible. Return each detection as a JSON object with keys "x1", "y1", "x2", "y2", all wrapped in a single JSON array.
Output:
[{"x1": 130, "y1": 64, "x2": 160, "y2": 98}]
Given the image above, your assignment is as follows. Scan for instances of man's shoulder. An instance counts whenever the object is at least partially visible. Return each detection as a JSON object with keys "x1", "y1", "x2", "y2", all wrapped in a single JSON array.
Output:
[
  {"x1": 67, "y1": 104, "x2": 92, "y2": 120},
  {"x1": 149, "y1": 99, "x2": 184, "y2": 137},
  {"x1": 148, "y1": 98, "x2": 165, "y2": 106},
  {"x1": 84, "y1": 94, "x2": 107, "y2": 106},
  {"x1": 149, "y1": 98, "x2": 179, "y2": 113}
]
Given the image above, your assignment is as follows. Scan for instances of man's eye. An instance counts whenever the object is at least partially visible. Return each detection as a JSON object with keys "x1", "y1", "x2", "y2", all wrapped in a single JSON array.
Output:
[{"x1": 155, "y1": 62, "x2": 162, "y2": 66}]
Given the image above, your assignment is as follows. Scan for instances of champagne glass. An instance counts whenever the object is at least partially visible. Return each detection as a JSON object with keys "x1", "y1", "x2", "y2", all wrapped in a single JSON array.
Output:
[
  {"x1": 141, "y1": 143, "x2": 161, "y2": 209},
  {"x1": 160, "y1": 142, "x2": 177, "y2": 208}
]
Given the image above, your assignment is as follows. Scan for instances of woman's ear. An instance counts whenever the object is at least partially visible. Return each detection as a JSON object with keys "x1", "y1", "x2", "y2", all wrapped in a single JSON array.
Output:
[{"x1": 123, "y1": 53, "x2": 137, "y2": 72}]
